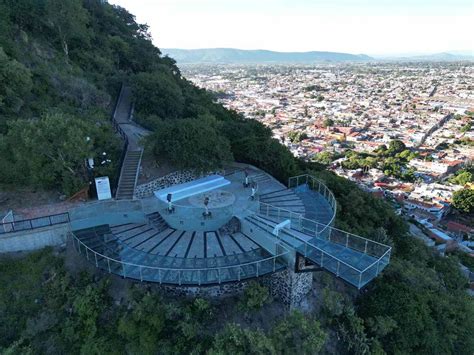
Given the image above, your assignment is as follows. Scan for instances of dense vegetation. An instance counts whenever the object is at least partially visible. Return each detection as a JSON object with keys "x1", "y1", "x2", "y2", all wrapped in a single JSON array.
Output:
[
  {"x1": 0, "y1": 249, "x2": 328, "y2": 355},
  {"x1": 337, "y1": 140, "x2": 418, "y2": 182},
  {"x1": 0, "y1": 1, "x2": 472, "y2": 354}
]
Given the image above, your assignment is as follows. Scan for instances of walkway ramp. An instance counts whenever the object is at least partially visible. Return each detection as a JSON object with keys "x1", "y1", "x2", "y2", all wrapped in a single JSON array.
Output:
[
  {"x1": 113, "y1": 85, "x2": 150, "y2": 200},
  {"x1": 245, "y1": 213, "x2": 391, "y2": 289}
]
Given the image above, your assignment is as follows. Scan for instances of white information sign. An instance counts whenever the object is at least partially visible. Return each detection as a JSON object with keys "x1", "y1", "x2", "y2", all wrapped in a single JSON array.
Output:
[{"x1": 95, "y1": 176, "x2": 112, "y2": 200}]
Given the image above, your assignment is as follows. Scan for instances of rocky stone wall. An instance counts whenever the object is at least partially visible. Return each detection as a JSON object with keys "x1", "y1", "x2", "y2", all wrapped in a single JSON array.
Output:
[
  {"x1": 134, "y1": 170, "x2": 226, "y2": 199},
  {"x1": 148, "y1": 266, "x2": 313, "y2": 309},
  {"x1": 262, "y1": 256, "x2": 313, "y2": 309},
  {"x1": 134, "y1": 170, "x2": 198, "y2": 199}
]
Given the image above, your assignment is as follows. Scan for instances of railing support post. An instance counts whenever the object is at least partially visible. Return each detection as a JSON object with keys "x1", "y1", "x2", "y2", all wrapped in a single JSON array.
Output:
[
  {"x1": 336, "y1": 262, "x2": 340, "y2": 276},
  {"x1": 273, "y1": 258, "x2": 276, "y2": 272},
  {"x1": 320, "y1": 252, "x2": 324, "y2": 267},
  {"x1": 199, "y1": 270, "x2": 201, "y2": 285},
  {"x1": 159, "y1": 269, "x2": 162, "y2": 284},
  {"x1": 358, "y1": 273, "x2": 362, "y2": 289},
  {"x1": 140, "y1": 267, "x2": 143, "y2": 282},
  {"x1": 107, "y1": 259, "x2": 111, "y2": 273},
  {"x1": 94, "y1": 253, "x2": 98, "y2": 267},
  {"x1": 238, "y1": 267, "x2": 241, "y2": 281},
  {"x1": 122, "y1": 264, "x2": 126, "y2": 278},
  {"x1": 364, "y1": 240, "x2": 368, "y2": 253},
  {"x1": 256, "y1": 262, "x2": 259, "y2": 277},
  {"x1": 346, "y1": 234, "x2": 349, "y2": 248},
  {"x1": 376, "y1": 261, "x2": 380, "y2": 275},
  {"x1": 179, "y1": 271, "x2": 182, "y2": 285},
  {"x1": 218, "y1": 268, "x2": 221, "y2": 284}
]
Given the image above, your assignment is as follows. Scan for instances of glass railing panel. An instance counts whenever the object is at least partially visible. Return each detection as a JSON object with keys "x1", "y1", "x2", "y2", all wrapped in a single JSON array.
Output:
[
  {"x1": 320, "y1": 253, "x2": 339, "y2": 275},
  {"x1": 300, "y1": 218, "x2": 317, "y2": 236},
  {"x1": 108, "y1": 258, "x2": 124, "y2": 277},
  {"x1": 337, "y1": 262, "x2": 362, "y2": 287},
  {"x1": 12, "y1": 220, "x2": 32, "y2": 231},
  {"x1": 218, "y1": 266, "x2": 239, "y2": 283},
  {"x1": 30, "y1": 217, "x2": 50, "y2": 229},
  {"x1": 141, "y1": 266, "x2": 158, "y2": 282},
  {"x1": 360, "y1": 262, "x2": 379, "y2": 288},
  {"x1": 161, "y1": 269, "x2": 179, "y2": 284},
  {"x1": 303, "y1": 243, "x2": 323, "y2": 262},
  {"x1": 50, "y1": 213, "x2": 69, "y2": 224},
  {"x1": 123, "y1": 263, "x2": 141, "y2": 280},
  {"x1": 328, "y1": 229, "x2": 348, "y2": 246},
  {"x1": 346, "y1": 234, "x2": 367, "y2": 254},
  {"x1": 258, "y1": 258, "x2": 276, "y2": 275}
]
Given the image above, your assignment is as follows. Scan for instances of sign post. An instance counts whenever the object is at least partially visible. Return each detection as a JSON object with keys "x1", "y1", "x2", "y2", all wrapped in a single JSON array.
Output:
[{"x1": 95, "y1": 176, "x2": 112, "y2": 200}]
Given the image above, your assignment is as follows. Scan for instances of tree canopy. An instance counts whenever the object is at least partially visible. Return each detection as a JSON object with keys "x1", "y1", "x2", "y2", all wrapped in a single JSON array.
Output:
[{"x1": 147, "y1": 115, "x2": 233, "y2": 171}]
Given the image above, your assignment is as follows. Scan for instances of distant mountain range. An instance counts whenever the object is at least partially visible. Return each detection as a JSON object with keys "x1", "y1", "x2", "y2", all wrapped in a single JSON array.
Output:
[
  {"x1": 163, "y1": 48, "x2": 474, "y2": 64},
  {"x1": 163, "y1": 48, "x2": 373, "y2": 63},
  {"x1": 378, "y1": 52, "x2": 474, "y2": 62}
]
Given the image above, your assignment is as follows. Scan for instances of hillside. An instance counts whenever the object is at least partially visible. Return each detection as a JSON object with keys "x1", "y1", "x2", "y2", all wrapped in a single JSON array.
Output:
[
  {"x1": 0, "y1": 0, "x2": 297, "y2": 197},
  {"x1": 380, "y1": 52, "x2": 474, "y2": 62},
  {"x1": 163, "y1": 48, "x2": 373, "y2": 64},
  {"x1": 0, "y1": 1, "x2": 473, "y2": 354}
]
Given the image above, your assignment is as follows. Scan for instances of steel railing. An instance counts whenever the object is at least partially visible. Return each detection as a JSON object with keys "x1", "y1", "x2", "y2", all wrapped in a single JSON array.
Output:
[
  {"x1": 250, "y1": 211, "x2": 391, "y2": 288},
  {"x1": 70, "y1": 231, "x2": 290, "y2": 285},
  {"x1": 111, "y1": 84, "x2": 130, "y2": 197},
  {"x1": 0, "y1": 212, "x2": 70, "y2": 235},
  {"x1": 288, "y1": 174, "x2": 337, "y2": 228}
]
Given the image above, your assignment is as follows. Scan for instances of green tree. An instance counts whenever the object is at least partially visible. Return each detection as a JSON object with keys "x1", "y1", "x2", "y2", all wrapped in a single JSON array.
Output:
[
  {"x1": 323, "y1": 118, "x2": 334, "y2": 128},
  {"x1": 45, "y1": 0, "x2": 91, "y2": 59},
  {"x1": 117, "y1": 293, "x2": 166, "y2": 354},
  {"x1": 147, "y1": 115, "x2": 233, "y2": 171},
  {"x1": 271, "y1": 311, "x2": 326, "y2": 354},
  {"x1": 449, "y1": 169, "x2": 473, "y2": 186},
  {"x1": 210, "y1": 324, "x2": 275, "y2": 355},
  {"x1": 132, "y1": 70, "x2": 185, "y2": 119},
  {"x1": 388, "y1": 139, "x2": 406, "y2": 155},
  {"x1": 0, "y1": 112, "x2": 118, "y2": 195},
  {"x1": 452, "y1": 188, "x2": 474, "y2": 213},
  {"x1": 0, "y1": 47, "x2": 32, "y2": 125},
  {"x1": 239, "y1": 282, "x2": 270, "y2": 311}
]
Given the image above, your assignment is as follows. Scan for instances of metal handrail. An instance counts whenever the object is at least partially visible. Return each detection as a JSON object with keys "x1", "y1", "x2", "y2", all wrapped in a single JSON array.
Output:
[
  {"x1": 287, "y1": 174, "x2": 337, "y2": 233},
  {"x1": 249, "y1": 214, "x2": 363, "y2": 272},
  {"x1": 70, "y1": 231, "x2": 290, "y2": 283},
  {"x1": 360, "y1": 248, "x2": 392, "y2": 273},
  {"x1": 0, "y1": 212, "x2": 70, "y2": 234},
  {"x1": 258, "y1": 201, "x2": 391, "y2": 251},
  {"x1": 250, "y1": 214, "x2": 390, "y2": 288}
]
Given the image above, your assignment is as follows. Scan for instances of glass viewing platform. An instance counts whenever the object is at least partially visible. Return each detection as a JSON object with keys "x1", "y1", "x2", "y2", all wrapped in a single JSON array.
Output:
[{"x1": 69, "y1": 167, "x2": 391, "y2": 288}]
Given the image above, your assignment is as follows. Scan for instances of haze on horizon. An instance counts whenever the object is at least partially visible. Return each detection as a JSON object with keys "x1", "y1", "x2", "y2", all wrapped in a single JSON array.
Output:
[{"x1": 110, "y1": 0, "x2": 473, "y2": 56}]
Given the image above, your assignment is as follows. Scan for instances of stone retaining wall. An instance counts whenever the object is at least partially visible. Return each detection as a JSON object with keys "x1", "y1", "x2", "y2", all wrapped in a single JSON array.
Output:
[
  {"x1": 148, "y1": 266, "x2": 313, "y2": 309},
  {"x1": 134, "y1": 169, "x2": 227, "y2": 199},
  {"x1": 134, "y1": 170, "x2": 198, "y2": 199}
]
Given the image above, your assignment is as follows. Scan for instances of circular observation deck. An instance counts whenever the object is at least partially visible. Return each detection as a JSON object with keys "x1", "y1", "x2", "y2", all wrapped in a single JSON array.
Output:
[{"x1": 70, "y1": 166, "x2": 337, "y2": 286}]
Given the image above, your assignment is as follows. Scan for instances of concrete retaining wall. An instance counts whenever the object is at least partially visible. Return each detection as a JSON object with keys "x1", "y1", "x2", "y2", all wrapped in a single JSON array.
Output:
[{"x1": 0, "y1": 224, "x2": 69, "y2": 253}]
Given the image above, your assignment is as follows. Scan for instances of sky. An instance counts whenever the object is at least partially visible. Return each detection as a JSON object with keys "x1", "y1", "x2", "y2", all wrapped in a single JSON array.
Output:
[{"x1": 109, "y1": 0, "x2": 474, "y2": 56}]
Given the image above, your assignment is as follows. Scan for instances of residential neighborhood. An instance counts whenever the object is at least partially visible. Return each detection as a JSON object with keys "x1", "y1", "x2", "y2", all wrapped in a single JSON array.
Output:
[{"x1": 184, "y1": 62, "x2": 474, "y2": 284}]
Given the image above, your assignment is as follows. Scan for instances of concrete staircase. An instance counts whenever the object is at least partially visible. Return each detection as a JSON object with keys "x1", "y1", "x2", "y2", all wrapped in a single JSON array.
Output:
[{"x1": 116, "y1": 150, "x2": 142, "y2": 200}]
